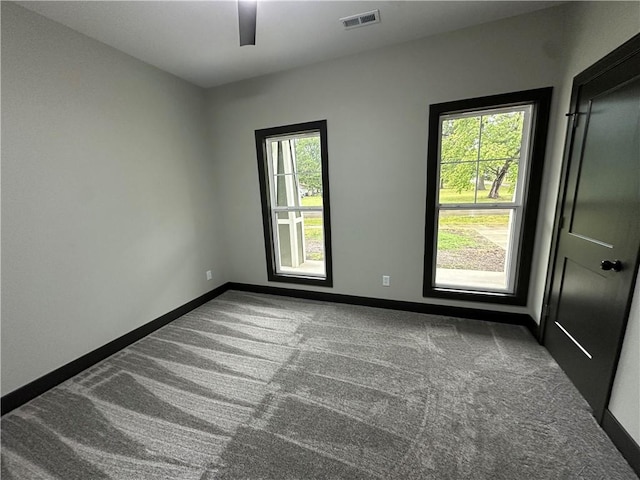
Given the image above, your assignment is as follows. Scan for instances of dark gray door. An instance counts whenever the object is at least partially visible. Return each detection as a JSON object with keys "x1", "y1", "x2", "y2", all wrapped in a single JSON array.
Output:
[{"x1": 543, "y1": 37, "x2": 640, "y2": 422}]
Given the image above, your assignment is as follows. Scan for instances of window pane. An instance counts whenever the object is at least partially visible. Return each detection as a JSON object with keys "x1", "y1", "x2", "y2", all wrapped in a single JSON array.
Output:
[
  {"x1": 277, "y1": 210, "x2": 325, "y2": 277},
  {"x1": 441, "y1": 116, "x2": 481, "y2": 162},
  {"x1": 478, "y1": 110, "x2": 526, "y2": 203},
  {"x1": 439, "y1": 108, "x2": 529, "y2": 205},
  {"x1": 269, "y1": 139, "x2": 301, "y2": 208},
  {"x1": 294, "y1": 136, "x2": 323, "y2": 204},
  {"x1": 302, "y1": 211, "x2": 324, "y2": 263},
  {"x1": 439, "y1": 173, "x2": 515, "y2": 205},
  {"x1": 434, "y1": 209, "x2": 514, "y2": 291}
]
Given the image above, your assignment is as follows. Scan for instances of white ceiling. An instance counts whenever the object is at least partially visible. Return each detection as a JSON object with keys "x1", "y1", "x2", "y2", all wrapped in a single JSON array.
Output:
[{"x1": 17, "y1": 1, "x2": 563, "y2": 88}]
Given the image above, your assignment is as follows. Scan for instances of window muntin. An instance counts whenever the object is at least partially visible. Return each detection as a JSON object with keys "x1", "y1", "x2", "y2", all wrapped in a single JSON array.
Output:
[
  {"x1": 423, "y1": 89, "x2": 552, "y2": 304},
  {"x1": 256, "y1": 121, "x2": 332, "y2": 286}
]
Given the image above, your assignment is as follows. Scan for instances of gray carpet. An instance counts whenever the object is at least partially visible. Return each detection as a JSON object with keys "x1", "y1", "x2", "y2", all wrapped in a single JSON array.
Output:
[{"x1": 1, "y1": 290, "x2": 637, "y2": 479}]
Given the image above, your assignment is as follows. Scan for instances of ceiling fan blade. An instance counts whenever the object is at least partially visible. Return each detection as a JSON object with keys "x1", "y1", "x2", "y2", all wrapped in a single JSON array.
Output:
[{"x1": 238, "y1": 0, "x2": 257, "y2": 46}]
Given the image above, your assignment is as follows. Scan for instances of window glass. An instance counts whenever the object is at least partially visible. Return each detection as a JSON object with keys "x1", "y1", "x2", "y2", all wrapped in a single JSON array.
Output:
[
  {"x1": 435, "y1": 208, "x2": 514, "y2": 291},
  {"x1": 256, "y1": 121, "x2": 332, "y2": 286}
]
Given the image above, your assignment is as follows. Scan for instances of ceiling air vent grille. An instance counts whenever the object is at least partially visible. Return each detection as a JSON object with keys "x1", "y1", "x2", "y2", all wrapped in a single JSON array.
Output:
[{"x1": 340, "y1": 10, "x2": 380, "y2": 30}]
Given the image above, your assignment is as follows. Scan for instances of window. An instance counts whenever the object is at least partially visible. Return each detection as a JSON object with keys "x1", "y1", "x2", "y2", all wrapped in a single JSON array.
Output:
[
  {"x1": 255, "y1": 120, "x2": 332, "y2": 286},
  {"x1": 423, "y1": 88, "x2": 552, "y2": 304}
]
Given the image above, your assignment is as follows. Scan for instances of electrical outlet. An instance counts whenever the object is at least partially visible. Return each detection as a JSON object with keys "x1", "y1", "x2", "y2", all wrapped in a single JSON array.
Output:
[
  {"x1": 206, "y1": 270, "x2": 212, "y2": 281},
  {"x1": 382, "y1": 275, "x2": 390, "y2": 287}
]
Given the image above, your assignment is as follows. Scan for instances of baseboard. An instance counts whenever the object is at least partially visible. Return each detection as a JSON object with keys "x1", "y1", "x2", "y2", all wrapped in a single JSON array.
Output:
[
  {"x1": 228, "y1": 282, "x2": 538, "y2": 336},
  {"x1": 602, "y1": 409, "x2": 640, "y2": 476},
  {"x1": 1, "y1": 283, "x2": 230, "y2": 416}
]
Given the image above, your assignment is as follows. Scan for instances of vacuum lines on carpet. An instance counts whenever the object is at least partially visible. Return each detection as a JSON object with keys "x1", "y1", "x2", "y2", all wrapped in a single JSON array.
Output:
[{"x1": 1, "y1": 290, "x2": 637, "y2": 479}]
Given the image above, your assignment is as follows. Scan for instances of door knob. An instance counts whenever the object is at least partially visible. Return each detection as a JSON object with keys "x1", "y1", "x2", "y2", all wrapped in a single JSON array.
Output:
[{"x1": 601, "y1": 260, "x2": 622, "y2": 272}]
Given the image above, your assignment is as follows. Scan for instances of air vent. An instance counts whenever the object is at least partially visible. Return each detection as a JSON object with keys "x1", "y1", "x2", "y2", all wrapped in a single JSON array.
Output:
[{"x1": 340, "y1": 9, "x2": 380, "y2": 30}]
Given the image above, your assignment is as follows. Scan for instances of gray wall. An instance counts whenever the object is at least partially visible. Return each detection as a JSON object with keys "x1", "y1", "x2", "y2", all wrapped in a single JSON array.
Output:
[
  {"x1": 549, "y1": 1, "x2": 640, "y2": 446},
  {"x1": 610, "y1": 278, "x2": 640, "y2": 444},
  {"x1": 530, "y1": 1, "x2": 640, "y2": 322},
  {"x1": 207, "y1": 6, "x2": 566, "y2": 315},
  {"x1": 2, "y1": 0, "x2": 638, "y2": 448},
  {"x1": 1, "y1": 3, "x2": 227, "y2": 394},
  {"x1": 207, "y1": 0, "x2": 640, "y2": 444}
]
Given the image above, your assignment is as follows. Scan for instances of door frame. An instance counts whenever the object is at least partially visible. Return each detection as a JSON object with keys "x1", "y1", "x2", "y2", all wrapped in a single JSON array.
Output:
[{"x1": 540, "y1": 33, "x2": 640, "y2": 410}]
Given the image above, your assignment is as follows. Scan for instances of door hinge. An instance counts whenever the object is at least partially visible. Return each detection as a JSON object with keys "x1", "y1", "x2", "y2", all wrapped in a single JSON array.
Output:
[
  {"x1": 542, "y1": 304, "x2": 550, "y2": 319},
  {"x1": 559, "y1": 216, "x2": 565, "y2": 230}
]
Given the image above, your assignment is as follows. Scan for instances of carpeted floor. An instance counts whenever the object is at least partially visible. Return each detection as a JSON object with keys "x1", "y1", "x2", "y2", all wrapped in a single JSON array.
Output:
[{"x1": 1, "y1": 290, "x2": 637, "y2": 479}]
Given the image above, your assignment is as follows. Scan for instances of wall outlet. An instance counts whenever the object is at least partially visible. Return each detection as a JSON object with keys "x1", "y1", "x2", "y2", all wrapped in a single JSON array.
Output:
[
  {"x1": 206, "y1": 270, "x2": 212, "y2": 281},
  {"x1": 382, "y1": 275, "x2": 390, "y2": 287}
]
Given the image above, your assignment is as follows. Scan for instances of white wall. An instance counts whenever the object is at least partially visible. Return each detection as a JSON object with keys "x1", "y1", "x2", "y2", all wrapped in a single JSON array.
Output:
[
  {"x1": 207, "y1": 6, "x2": 567, "y2": 314},
  {"x1": 1, "y1": 3, "x2": 227, "y2": 394}
]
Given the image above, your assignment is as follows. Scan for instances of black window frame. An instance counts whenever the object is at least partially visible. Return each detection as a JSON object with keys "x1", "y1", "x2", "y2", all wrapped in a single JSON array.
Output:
[
  {"x1": 423, "y1": 88, "x2": 552, "y2": 305},
  {"x1": 255, "y1": 120, "x2": 333, "y2": 287}
]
